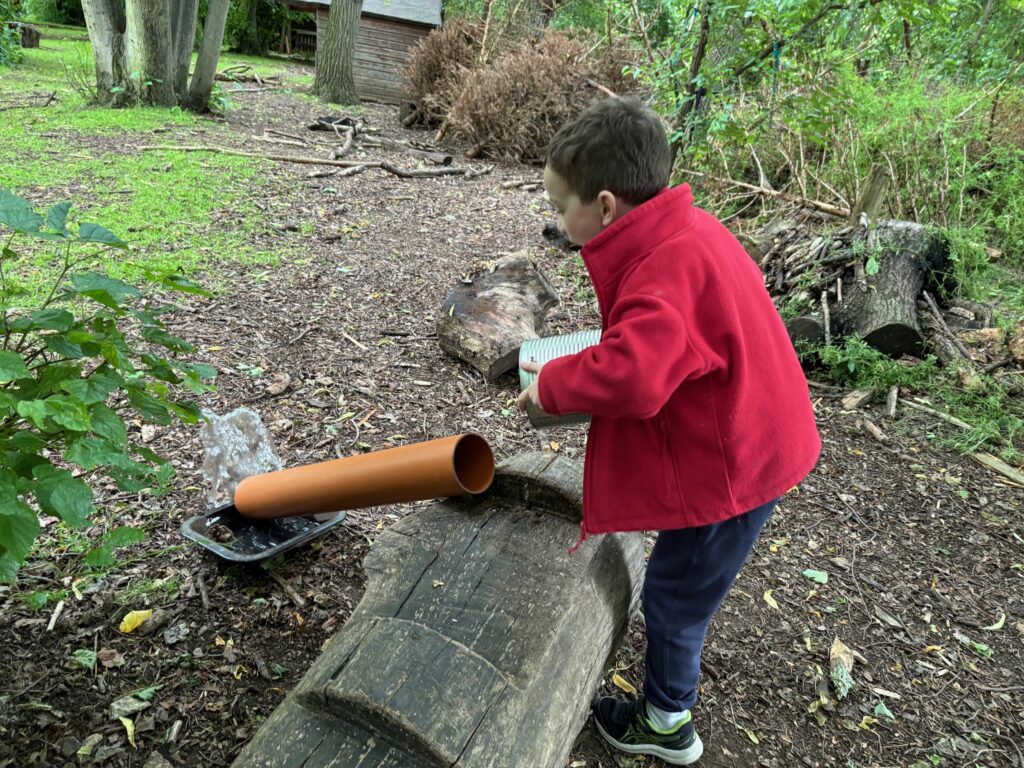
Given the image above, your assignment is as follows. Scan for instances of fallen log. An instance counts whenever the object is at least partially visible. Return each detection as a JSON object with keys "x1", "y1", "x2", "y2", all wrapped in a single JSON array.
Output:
[
  {"x1": 231, "y1": 452, "x2": 643, "y2": 768},
  {"x1": 437, "y1": 254, "x2": 559, "y2": 380}
]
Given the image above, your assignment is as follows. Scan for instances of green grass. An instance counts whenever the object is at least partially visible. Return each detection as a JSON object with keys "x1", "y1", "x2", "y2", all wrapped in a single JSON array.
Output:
[
  {"x1": 806, "y1": 337, "x2": 1024, "y2": 461},
  {"x1": 0, "y1": 35, "x2": 318, "y2": 297}
]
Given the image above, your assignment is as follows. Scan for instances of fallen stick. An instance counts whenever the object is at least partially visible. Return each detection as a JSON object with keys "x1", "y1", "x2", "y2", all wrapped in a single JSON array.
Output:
[
  {"x1": 861, "y1": 416, "x2": 887, "y2": 443},
  {"x1": 821, "y1": 290, "x2": 832, "y2": 346},
  {"x1": 972, "y1": 452, "x2": 1024, "y2": 486},
  {"x1": 885, "y1": 385, "x2": 899, "y2": 419},
  {"x1": 899, "y1": 398, "x2": 976, "y2": 431},
  {"x1": 267, "y1": 570, "x2": 306, "y2": 607},
  {"x1": 140, "y1": 145, "x2": 489, "y2": 178},
  {"x1": 922, "y1": 291, "x2": 975, "y2": 363},
  {"x1": 585, "y1": 78, "x2": 618, "y2": 98},
  {"x1": 46, "y1": 599, "x2": 65, "y2": 631},
  {"x1": 0, "y1": 91, "x2": 56, "y2": 111},
  {"x1": 678, "y1": 168, "x2": 850, "y2": 218},
  {"x1": 195, "y1": 570, "x2": 211, "y2": 610}
]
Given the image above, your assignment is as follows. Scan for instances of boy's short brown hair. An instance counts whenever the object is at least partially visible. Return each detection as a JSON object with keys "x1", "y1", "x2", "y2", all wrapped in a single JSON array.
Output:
[{"x1": 546, "y1": 96, "x2": 670, "y2": 205}]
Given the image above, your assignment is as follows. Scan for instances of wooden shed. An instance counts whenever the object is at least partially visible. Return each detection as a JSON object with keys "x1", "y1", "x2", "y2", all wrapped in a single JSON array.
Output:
[{"x1": 281, "y1": 0, "x2": 442, "y2": 104}]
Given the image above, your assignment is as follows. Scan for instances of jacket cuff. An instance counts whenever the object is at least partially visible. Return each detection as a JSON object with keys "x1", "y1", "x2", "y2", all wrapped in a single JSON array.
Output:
[{"x1": 537, "y1": 358, "x2": 568, "y2": 416}]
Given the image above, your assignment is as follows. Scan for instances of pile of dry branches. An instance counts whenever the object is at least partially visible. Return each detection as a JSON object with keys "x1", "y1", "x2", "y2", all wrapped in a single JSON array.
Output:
[{"x1": 405, "y1": 28, "x2": 637, "y2": 162}]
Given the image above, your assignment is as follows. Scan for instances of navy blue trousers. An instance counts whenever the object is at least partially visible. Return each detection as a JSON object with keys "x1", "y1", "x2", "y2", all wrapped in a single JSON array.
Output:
[{"x1": 642, "y1": 498, "x2": 778, "y2": 712}]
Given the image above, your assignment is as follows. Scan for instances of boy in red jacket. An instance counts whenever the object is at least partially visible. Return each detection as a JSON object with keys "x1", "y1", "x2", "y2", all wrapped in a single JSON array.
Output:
[{"x1": 518, "y1": 97, "x2": 820, "y2": 765}]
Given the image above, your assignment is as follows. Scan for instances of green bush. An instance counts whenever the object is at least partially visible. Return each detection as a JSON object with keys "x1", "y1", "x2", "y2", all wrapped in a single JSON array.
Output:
[
  {"x1": 20, "y1": 0, "x2": 84, "y2": 25},
  {"x1": 0, "y1": 190, "x2": 215, "y2": 584},
  {"x1": 1, "y1": 0, "x2": 22, "y2": 66}
]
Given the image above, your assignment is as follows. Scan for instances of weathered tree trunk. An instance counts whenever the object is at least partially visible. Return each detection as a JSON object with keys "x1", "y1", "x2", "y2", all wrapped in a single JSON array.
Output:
[
  {"x1": 184, "y1": 0, "x2": 230, "y2": 112},
  {"x1": 313, "y1": 0, "x2": 363, "y2": 105},
  {"x1": 437, "y1": 254, "x2": 559, "y2": 380},
  {"x1": 231, "y1": 452, "x2": 643, "y2": 768},
  {"x1": 124, "y1": 0, "x2": 176, "y2": 106},
  {"x1": 82, "y1": 0, "x2": 226, "y2": 111},
  {"x1": 836, "y1": 222, "x2": 949, "y2": 356},
  {"x1": 81, "y1": 0, "x2": 128, "y2": 103},
  {"x1": 170, "y1": 0, "x2": 198, "y2": 100}
]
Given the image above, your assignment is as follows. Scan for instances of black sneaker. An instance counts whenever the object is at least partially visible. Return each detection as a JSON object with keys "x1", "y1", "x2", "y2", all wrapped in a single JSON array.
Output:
[{"x1": 592, "y1": 696, "x2": 704, "y2": 766}]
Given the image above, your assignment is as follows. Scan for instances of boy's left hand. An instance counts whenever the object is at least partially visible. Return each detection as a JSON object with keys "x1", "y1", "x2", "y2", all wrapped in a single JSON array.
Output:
[{"x1": 517, "y1": 360, "x2": 546, "y2": 413}]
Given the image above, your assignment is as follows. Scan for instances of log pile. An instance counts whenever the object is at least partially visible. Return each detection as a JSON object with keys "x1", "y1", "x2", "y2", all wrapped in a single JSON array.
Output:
[{"x1": 746, "y1": 215, "x2": 1024, "y2": 384}]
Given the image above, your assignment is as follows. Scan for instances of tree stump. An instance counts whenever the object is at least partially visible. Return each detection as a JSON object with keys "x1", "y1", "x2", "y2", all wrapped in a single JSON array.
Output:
[
  {"x1": 231, "y1": 452, "x2": 643, "y2": 768},
  {"x1": 836, "y1": 221, "x2": 949, "y2": 357},
  {"x1": 9, "y1": 23, "x2": 40, "y2": 48},
  {"x1": 437, "y1": 254, "x2": 559, "y2": 380}
]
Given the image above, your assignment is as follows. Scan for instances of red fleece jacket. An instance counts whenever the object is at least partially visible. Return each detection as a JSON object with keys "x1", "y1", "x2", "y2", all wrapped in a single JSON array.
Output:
[{"x1": 538, "y1": 184, "x2": 820, "y2": 538}]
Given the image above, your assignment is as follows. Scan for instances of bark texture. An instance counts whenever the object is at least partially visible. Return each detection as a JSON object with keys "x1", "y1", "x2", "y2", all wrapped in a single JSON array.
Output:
[
  {"x1": 231, "y1": 452, "x2": 644, "y2": 768},
  {"x1": 313, "y1": 0, "x2": 364, "y2": 105}
]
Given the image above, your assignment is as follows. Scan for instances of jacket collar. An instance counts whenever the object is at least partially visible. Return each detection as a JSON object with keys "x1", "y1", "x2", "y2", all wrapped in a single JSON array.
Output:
[{"x1": 580, "y1": 184, "x2": 695, "y2": 302}]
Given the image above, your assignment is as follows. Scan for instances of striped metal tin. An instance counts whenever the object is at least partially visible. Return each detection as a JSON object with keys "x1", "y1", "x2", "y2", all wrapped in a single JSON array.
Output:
[{"x1": 519, "y1": 329, "x2": 601, "y2": 428}]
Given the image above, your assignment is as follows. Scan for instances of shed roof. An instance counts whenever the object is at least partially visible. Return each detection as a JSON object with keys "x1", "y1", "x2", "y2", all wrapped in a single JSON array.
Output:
[{"x1": 296, "y1": 0, "x2": 441, "y2": 27}]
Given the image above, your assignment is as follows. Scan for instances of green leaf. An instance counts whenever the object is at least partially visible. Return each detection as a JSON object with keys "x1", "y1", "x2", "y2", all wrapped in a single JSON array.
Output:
[
  {"x1": 9, "y1": 431, "x2": 45, "y2": 453},
  {"x1": 67, "y1": 273, "x2": 140, "y2": 309},
  {"x1": 84, "y1": 545, "x2": 114, "y2": 568},
  {"x1": 73, "y1": 649, "x2": 98, "y2": 671},
  {"x1": 89, "y1": 404, "x2": 127, "y2": 443},
  {"x1": 153, "y1": 273, "x2": 209, "y2": 296},
  {"x1": 0, "y1": 189, "x2": 43, "y2": 234},
  {"x1": 866, "y1": 254, "x2": 880, "y2": 276},
  {"x1": 168, "y1": 400, "x2": 201, "y2": 423},
  {"x1": 141, "y1": 326, "x2": 194, "y2": 353},
  {"x1": 32, "y1": 464, "x2": 93, "y2": 528},
  {"x1": 105, "y1": 526, "x2": 144, "y2": 548},
  {"x1": 66, "y1": 436, "x2": 130, "y2": 470},
  {"x1": 0, "y1": 351, "x2": 29, "y2": 382},
  {"x1": 31, "y1": 308, "x2": 75, "y2": 332},
  {"x1": 15, "y1": 400, "x2": 52, "y2": 430},
  {"x1": 45, "y1": 202, "x2": 71, "y2": 236},
  {"x1": 0, "y1": 493, "x2": 40, "y2": 563},
  {"x1": 44, "y1": 335, "x2": 86, "y2": 359},
  {"x1": 134, "y1": 684, "x2": 164, "y2": 701},
  {"x1": 77, "y1": 223, "x2": 127, "y2": 248},
  {"x1": 62, "y1": 376, "x2": 119, "y2": 405},
  {"x1": 969, "y1": 641, "x2": 993, "y2": 658},
  {"x1": 802, "y1": 569, "x2": 829, "y2": 585},
  {"x1": 17, "y1": 397, "x2": 91, "y2": 432},
  {"x1": 127, "y1": 389, "x2": 171, "y2": 425},
  {"x1": 0, "y1": 552, "x2": 20, "y2": 584},
  {"x1": 873, "y1": 701, "x2": 895, "y2": 721}
]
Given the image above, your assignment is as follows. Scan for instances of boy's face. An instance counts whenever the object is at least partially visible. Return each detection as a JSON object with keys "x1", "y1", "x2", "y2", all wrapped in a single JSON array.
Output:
[{"x1": 544, "y1": 166, "x2": 623, "y2": 247}]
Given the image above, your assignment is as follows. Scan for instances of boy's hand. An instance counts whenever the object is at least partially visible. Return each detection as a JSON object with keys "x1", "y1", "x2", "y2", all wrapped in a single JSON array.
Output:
[{"x1": 517, "y1": 360, "x2": 546, "y2": 413}]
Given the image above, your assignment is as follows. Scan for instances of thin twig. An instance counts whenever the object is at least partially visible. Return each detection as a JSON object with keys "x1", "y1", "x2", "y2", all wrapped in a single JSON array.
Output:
[
  {"x1": 195, "y1": 570, "x2": 210, "y2": 610},
  {"x1": 922, "y1": 291, "x2": 974, "y2": 363}
]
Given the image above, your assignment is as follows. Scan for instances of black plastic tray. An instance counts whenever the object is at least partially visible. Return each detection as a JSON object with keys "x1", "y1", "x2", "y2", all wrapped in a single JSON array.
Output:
[{"x1": 180, "y1": 502, "x2": 347, "y2": 563}]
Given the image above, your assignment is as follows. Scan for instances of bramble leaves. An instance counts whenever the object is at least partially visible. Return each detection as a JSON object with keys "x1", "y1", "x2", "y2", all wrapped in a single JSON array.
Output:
[{"x1": 0, "y1": 191, "x2": 216, "y2": 583}]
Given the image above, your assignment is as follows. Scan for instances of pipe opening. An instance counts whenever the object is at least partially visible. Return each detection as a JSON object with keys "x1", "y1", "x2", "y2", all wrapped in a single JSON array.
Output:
[{"x1": 453, "y1": 434, "x2": 495, "y2": 494}]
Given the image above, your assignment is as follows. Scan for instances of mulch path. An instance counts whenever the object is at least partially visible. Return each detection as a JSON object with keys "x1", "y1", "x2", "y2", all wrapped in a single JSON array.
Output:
[{"x1": 1, "y1": 69, "x2": 1022, "y2": 768}]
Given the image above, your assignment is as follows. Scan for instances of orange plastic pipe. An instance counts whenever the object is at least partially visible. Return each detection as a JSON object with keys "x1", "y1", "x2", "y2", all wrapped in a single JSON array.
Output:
[{"x1": 233, "y1": 434, "x2": 495, "y2": 520}]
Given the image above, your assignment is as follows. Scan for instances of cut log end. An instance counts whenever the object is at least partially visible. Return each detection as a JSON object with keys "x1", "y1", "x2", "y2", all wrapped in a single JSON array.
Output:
[{"x1": 862, "y1": 323, "x2": 923, "y2": 358}]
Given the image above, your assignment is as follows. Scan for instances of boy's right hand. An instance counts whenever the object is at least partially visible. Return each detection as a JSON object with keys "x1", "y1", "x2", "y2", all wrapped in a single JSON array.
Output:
[{"x1": 517, "y1": 360, "x2": 547, "y2": 414}]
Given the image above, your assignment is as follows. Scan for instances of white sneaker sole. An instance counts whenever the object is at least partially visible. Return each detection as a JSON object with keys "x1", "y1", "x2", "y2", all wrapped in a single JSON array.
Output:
[{"x1": 594, "y1": 719, "x2": 705, "y2": 765}]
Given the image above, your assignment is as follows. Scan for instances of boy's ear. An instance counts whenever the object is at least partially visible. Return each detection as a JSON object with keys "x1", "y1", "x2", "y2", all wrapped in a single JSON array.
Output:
[{"x1": 597, "y1": 190, "x2": 618, "y2": 226}]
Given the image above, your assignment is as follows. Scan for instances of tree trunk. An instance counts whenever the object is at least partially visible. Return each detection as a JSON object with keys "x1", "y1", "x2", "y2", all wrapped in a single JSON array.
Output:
[
  {"x1": 313, "y1": 0, "x2": 363, "y2": 105},
  {"x1": 81, "y1": 0, "x2": 127, "y2": 103},
  {"x1": 170, "y1": 0, "x2": 198, "y2": 100},
  {"x1": 230, "y1": 453, "x2": 643, "y2": 768},
  {"x1": 184, "y1": 0, "x2": 231, "y2": 112},
  {"x1": 836, "y1": 222, "x2": 949, "y2": 357},
  {"x1": 124, "y1": 0, "x2": 176, "y2": 106}
]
